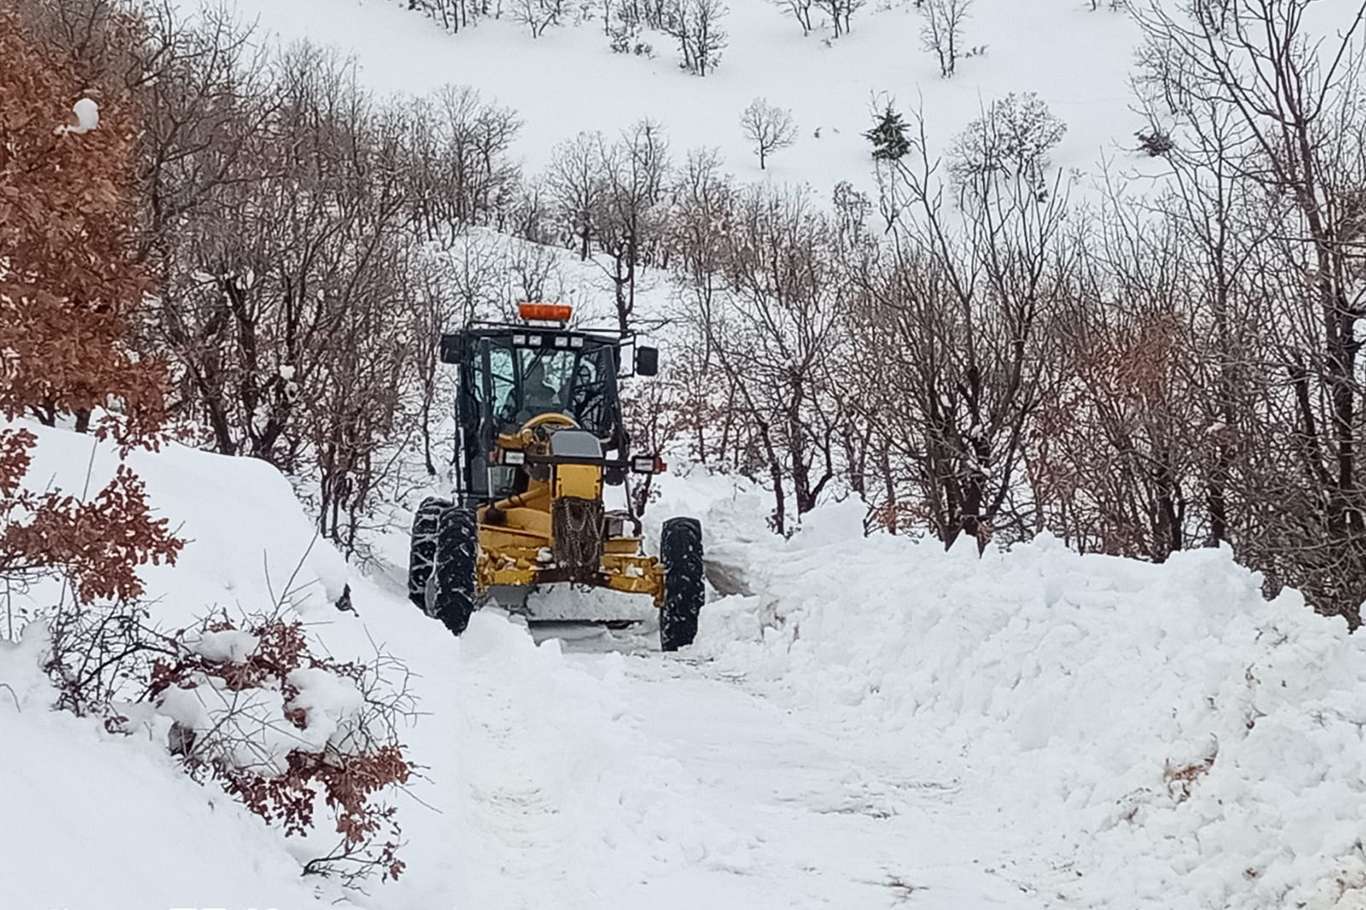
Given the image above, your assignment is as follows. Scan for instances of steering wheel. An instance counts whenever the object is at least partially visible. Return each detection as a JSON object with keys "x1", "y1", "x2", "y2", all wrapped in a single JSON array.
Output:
[{"x1": 520, "y1": 412, "x2": 578, "y2": 434}]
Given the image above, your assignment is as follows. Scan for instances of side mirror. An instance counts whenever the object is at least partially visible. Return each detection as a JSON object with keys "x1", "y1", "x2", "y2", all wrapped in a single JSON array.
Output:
[
  {"x1": 635, "y1": 346, "x2": 659, "y2": 377},
  {"x1": 439, "y1": 333, "x2": 463, "y2": 364}
]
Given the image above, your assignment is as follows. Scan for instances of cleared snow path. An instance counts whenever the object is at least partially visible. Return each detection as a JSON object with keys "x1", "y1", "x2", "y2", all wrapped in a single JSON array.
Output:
[{"x1": 501, "y1": 623, "x2": 1075, "y2": 909}]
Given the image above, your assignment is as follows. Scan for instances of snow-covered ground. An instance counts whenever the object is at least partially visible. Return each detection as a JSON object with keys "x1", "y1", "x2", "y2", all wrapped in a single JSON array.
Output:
[
  {"x1": 676, "y1": 480, "x2": 1366, "y2": 909},
  {"x1": 207, "y1": 0, "x2": 1141, "y2": 190},
  {"x1": 5, "y1": 426, "x2": 1365, "y2": 909}
]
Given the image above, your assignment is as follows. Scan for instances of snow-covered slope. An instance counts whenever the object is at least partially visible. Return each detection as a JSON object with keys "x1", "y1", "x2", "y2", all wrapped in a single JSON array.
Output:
[
  {"x1": 0, "y1": 424, "x2": 652, "y2": 909},
  {"x1": 0, "y1": 424, "x2": 352, "y2": 909},
  {"x1": 208, "y1": 0, "x2": 1140, "y2": 190}
]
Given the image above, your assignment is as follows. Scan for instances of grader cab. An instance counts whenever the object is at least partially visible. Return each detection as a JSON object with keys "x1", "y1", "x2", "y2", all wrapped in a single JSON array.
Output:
[{"x1": 407, "y1": 303, "x2": 704, "y2": 651}]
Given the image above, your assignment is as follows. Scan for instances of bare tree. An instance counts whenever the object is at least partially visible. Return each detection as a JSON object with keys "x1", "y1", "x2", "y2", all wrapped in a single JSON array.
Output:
[
  {"x1": 664, "y1": 0, "x2": 727, "y2": 76},
  {"x1": 774, "y1": 0, "x2": 814, "y2": 35},
  {"x1": 950, "y1": 91, "x2": 1066, "y2": 196},
  {"x1": 509, "y1": 0, "x2": 568, "y2": 36},
  {"x1": 921, "y1": 0, "x2": 971, "y2": 77},
  {"x1": 592, "y1": 120, "x2": 672, "y2": 333},
  {"x1": 505, "y1": 238, "x2": 565, "y2": 308},
  {"x1": 407, "y1": 235, "x2": 503, "y2": 476},
  {"x1": 545, "y1": 131, "x2": 606, "y2": 260},
  {"x1": 739, "y1": 97, "x2": 798, "y2": 170},
  {"x1": 813, "y1": 0, "x2": 863, "y2": 37},
  {"x1": 408, "y1": 0, "x2": 486, "y2": 32}
]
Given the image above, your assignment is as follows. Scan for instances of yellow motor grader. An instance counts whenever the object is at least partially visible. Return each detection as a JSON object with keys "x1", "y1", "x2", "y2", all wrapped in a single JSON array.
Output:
[{"x1": 407, "y1": 303, "x2": 704, "y2": 651}]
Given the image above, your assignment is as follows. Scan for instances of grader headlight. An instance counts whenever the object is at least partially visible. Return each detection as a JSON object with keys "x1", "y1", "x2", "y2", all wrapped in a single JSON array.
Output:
[{"x1": 630, "y1": 454, "x2": 666, "y2": 474}]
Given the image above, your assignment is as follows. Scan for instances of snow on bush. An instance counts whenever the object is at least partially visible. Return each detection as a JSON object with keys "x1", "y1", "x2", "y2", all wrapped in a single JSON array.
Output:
[
  {"x1": 0, "y1": 624, "x2": 330, "y2": 910},
  {"x1": 57, "y1": 97, "x2": 99, "y2": 134},
  {"x1": 150, "y1": 613, "x2": 414, "y2": 882},
  {"x1": 689, "y1": 494, "x2": 1366, "y2": 909}
]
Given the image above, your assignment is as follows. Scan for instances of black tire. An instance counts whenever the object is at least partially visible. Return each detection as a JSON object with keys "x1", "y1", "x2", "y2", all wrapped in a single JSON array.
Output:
[
  {"x1": 659, "y1": 517, "x2": 705, "y2": 652},
  {"x1": 408, "y1": 497, "x2": 449, "y2": 610},
  {"x1": 429, "y1": 506, "x2": 479, "y2": 636}
]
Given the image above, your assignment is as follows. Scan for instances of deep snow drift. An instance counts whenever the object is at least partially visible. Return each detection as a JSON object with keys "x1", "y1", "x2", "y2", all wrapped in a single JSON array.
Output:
[{"x1": 674, "y1": 479, "x2": 1366, "y2": 909}]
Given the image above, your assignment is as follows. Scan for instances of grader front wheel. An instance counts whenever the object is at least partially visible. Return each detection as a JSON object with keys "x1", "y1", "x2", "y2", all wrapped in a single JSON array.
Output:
[{"x1": 659, "y1": 517, "x2": 705, "y2": 652}]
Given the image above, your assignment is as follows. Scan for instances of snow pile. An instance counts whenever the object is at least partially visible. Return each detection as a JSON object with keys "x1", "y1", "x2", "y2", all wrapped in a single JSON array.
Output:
[
  {"x1": 153, "y1": 661, "x2": 369, "y2": 775},
  {"x1": 686, "y1": 489, "x2": 1366, "y2": 909},
  {"x1": 57, "y1": 96, "x2": 99, "y2": 134},
  {"x1": 186, "y1": 628, "x2": 260, "y2": 661},
  {"x1": 12, "y1": 420, "x2": 350, "y2": 624}
]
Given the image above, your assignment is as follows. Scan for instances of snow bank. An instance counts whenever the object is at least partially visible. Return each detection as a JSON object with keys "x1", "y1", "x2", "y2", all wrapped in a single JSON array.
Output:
[
  {"x1": 0, "y1": 423, "x2": 404, "y2": 908},
  {"x1": 684, "y1": 482, "x2": 1366, "y2": 909},
  {"x1": 13, "y1": 420, "x2": 349, "y2": 625},
  {"x1": 2, "y1": 420, "x2": 739, "y2": 909}
]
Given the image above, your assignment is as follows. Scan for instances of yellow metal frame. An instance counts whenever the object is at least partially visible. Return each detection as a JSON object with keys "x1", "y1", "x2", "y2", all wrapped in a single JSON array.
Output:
[{"x1": 475, "y1": 414, "x2": 665, "y2": 607}]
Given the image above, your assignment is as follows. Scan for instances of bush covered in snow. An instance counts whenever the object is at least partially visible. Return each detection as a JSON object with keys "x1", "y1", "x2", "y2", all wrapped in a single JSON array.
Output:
[
  {"x1": 35, "y1": 597, "x2": 417, "y2": 885},
  {"x1": 150, "y1": 613, "x2": 415, "y2": 883}
]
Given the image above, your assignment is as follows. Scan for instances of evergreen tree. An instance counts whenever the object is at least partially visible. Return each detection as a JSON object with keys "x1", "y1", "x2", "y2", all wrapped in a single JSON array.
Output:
[{"x1": 864, "y1": 106, "x2": 910, "y2": 161}]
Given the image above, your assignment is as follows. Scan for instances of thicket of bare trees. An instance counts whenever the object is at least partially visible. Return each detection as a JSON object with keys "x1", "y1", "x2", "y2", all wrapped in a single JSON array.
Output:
[
  {"x1": 14, "y1": 0, "x2": 1366, "y2": 633},
  {"x1": 543, "y1": 121, "x2": 672, "y2": 332},
  {"x1": 1120, "y1": 0, "x2": 1366, "y2": 622},
  {"x1": 14, "y1": 0, "x2": 527, "y2": 558},
  {"x1": 5, "y1": 2, "x2": 416, "y2": 881},
  {"x1": 399, "y1": 0, "x2": 489, "y2": 32}
]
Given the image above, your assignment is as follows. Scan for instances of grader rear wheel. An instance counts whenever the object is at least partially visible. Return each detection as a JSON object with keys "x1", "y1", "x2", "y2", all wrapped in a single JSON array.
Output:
[{"x1": 659, "y1": 517, "x2": 705, "y2": 652}]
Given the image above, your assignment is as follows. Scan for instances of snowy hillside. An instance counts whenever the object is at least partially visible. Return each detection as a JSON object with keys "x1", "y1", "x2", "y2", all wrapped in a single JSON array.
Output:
[{"x1": 211, "y1": 0, "x2": 1141, "y2": 188}]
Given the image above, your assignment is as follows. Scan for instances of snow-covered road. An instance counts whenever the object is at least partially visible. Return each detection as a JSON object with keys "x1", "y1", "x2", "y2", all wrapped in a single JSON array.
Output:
[
  {"x1": 461, "y1": 618, "x2": 1073, "y2": 909},
  {"x1": 602, "y1": 653, "x2": 1060, "y2": 908}
]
